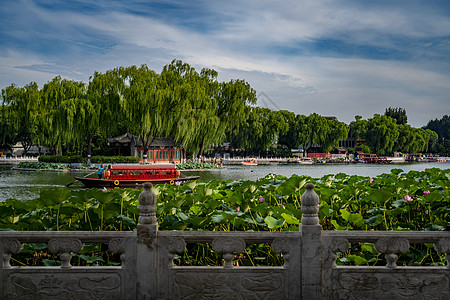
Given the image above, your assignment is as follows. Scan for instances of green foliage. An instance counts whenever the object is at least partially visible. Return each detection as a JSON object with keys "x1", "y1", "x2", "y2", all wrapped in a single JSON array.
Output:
[
  {"x1": 90, "y1": 156, "x2": 139, "y2": 164},
  {"x1": 37, "y1": 155, "x2": 139, "y2": 164},
  {"x1": 385, "y1": 107, "x2": 408, "y2": 125},
  {"x1": 176, "y1": 161, "x2": 219, "y2": 170},
  {"x1": 39, "y1": 155, "x2": 84, "y2": 163},
  {"x1": 17, "y1": 162, "x2": 69, "y2": 170},
  {"x1": 1, "y1": 168, "x2": 449, "y2": 267},
  {"x1": 424, "y1": 115, "x2": 450, "y2": 155}
]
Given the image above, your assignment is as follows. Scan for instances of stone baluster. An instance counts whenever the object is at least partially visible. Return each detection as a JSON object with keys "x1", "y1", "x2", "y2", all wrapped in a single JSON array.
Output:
[
  {"x1": 1, "y1": 238, "x2": 23, "y2": 268},
  {"x1": 330, "y1": 237, "x2": 349, "y2": 267},
  {"x1": 137, "y1": 182, "x2": 158, "y2": 249},
  {"x1": 109, "y1": 238, "x2": 126, "y2": 264},
  {"x1": 168, "y1": 237, "x2": 186, "y2": 267},
  {"x1": 136, "y1": 182, "x2": 159, "y2": 299},
  {"x1": 272, "y1": 238, "x2": 290, "y2": 267},
  {"x1": 48, "y1": 238, "x2": 83, "y2": 268},
  {"x1": 434, "y1": 238, "x2": 450, "y2": 268},
  {"x1": 300, "y1": 183, "x2": 321, "y2": 299},
  {"x1": 374, "y1": 237, "x2": 410, "y2": 268},
  {"x1": 211, "y1": 237, "x2": 246, "y2": 268}
]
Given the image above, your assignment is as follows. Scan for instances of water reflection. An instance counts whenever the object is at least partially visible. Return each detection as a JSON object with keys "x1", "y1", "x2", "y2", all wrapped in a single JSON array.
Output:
[{"x1": 1, "y1": 161, "x2": 448, "y2": 202}]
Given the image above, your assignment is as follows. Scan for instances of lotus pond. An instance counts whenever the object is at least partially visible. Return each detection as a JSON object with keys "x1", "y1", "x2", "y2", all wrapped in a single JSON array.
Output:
[{"x1": 1, "y1": 168, "x2": 448, "y2": 267}]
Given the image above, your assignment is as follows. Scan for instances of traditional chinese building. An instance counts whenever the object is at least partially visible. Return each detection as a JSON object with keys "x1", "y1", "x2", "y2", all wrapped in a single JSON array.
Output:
[{"x1": 107, "y1": 133, "x2": 182, "y2": 164}]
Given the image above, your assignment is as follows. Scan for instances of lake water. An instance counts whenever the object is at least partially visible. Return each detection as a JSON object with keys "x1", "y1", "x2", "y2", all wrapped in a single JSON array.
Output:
[{"x1": 0, "y1": 161, "x2": 448, "y2": 202}]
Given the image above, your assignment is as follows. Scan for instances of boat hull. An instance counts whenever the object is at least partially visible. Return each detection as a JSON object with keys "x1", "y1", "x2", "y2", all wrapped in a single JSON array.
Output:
[
  {"x1": 74, "y1": 176, "x2": 200, "y2": 188},
  {"x1": 242, "y1": 162, "x2": 258, "y2": 166}
]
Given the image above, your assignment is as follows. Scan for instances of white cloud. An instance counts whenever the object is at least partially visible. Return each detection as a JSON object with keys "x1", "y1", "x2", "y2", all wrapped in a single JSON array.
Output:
[{"x1": 1, "y1": 0, "x2": 449, "y2": 128}]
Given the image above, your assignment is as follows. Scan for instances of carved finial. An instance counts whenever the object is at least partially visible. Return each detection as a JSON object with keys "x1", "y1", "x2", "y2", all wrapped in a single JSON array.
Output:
[
  {"x1": 301, "y1": 183, "x2": 320, "y2": 225},
  {"x1": 139, "y1": 182, "x2": 157, "y2": 225}
]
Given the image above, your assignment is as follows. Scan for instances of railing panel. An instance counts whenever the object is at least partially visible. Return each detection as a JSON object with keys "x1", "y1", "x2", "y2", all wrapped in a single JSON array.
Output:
[
  {"x1": 155, "y1": 231, "x2": 301, "y2": 299},
  {"x1": 3, "y1": 268, "x2": 123, "y2": 300},
  {"x1": 0, "y1": 232, "x2": 136, "y2": 300},
  {"x1": 322, "y1": 231, "x2": 450, "y2": 300}
]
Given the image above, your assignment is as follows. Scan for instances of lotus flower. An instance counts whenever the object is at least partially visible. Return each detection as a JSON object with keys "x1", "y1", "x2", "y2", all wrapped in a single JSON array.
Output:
[{"x1": 404, "y1": 195, "x2": 413, "y2": 202}]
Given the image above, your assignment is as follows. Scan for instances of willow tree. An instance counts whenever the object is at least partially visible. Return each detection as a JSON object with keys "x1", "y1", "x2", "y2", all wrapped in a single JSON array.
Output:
[
  {"x1": 395, "y1": 124, "x2": 431, "y2": 154},
  {"x1": 0, "y1": 105, "x2": 15, "y2": 151},
  {"x1": 80, "y1": 70, "x2": 125, "y2": 160},
  {"x1": 229, "y1": 106, "x2": 263, "y2": 155},
  {"x1": 40, "y1": 76, "x2": 86, "y2": 155},
  {"x1": 160, "y1": 60, "x2": 256, "y2": 158},
  {"x1": 365, "y1": 114, "x2": 399, "y2": 155},
  {"x1": 159, "y1": 60, "x2": 220, "y2": 158},
  {"x1": 322, "y1": 119, "x2": 349, "y2": 152},
  {"x1": 216, "y1": 79, "x2": 257, "y2": 151},
  {"x1": 1, "y1": 82, "x2": 41, "y2": 156},
  {"x1": 349, "y1": 115, "x2": 368, "y2": 140},
  {"x1": 115, "y1": 65, "x2": 168, "y2": 161},
  {"x1": 303, "y1": 113, "x2": 330, "y2": 150},
  {"x1": 277, "y1": 110, "x2": 299, "y2": 149},
  {"x1": 426, "y1": 129, "x2": 439, "y2": 153}
]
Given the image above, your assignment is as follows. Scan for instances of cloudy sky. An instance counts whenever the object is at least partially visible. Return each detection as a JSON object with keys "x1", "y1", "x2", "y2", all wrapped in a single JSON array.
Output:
[{"x1": 1, "y1": 0, "x2": 449, "y2": 127}]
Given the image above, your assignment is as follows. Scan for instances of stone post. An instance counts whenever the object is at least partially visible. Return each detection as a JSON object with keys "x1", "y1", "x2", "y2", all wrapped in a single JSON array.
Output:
[
  {"x1": 300, "y1": 183, "x2": 321, "y2": 299},
  {"x1": 136, "y1": 182, "x2": 158, "y2": 299}
]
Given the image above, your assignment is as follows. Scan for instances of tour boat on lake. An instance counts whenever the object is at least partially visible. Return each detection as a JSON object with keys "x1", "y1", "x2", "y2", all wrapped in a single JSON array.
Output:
[
  {"x1": 298, "y1": 158, "x2": 314, "y2": 164},
  {"x1": 74, "y1": 164, "x2": 199, "y2": 188},
  {"x1": 242, "y1": 159, "x2": 258, "y2": 166}
]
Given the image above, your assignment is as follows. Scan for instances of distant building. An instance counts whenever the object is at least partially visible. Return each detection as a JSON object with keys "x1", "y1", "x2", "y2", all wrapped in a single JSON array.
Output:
[{"x1": 107, "y1": 133, "x2": 182, "y2": 164}]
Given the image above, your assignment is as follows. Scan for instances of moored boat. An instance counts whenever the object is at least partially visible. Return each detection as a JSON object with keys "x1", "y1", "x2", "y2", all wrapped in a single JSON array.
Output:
[
  {"x1": 298, "y1": 158, "x2": 314, "y2": 164},
  {"x1": 242, "y1": 159, "x2": 258, "y2": 166},
  {"x1": 364, "y1": 157, "x2": 391, "y2": 164},
  {"x1": 74, "y1": 164, "x2": 199, "y2": 188}
]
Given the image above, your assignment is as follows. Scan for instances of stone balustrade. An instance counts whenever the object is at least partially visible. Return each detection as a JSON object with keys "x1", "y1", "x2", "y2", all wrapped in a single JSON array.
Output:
[{"x1": 1, "y1": 182, "x2": 449, "y2": 299}]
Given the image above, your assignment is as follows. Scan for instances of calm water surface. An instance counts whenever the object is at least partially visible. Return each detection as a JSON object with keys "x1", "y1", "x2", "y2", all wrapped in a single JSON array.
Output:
[{"x1": 1, "y1": 161, "x2": 448, "y2": 202}]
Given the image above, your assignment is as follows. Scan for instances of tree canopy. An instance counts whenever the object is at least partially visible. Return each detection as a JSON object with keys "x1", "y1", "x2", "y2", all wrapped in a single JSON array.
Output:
[{"x1": 0, "y1": 62, "x2": 446, "y2": 158}]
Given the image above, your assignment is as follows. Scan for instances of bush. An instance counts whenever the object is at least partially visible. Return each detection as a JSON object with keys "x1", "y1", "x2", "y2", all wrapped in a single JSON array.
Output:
[
  {"x1": 39, "y1": 155, "x2": 84, "y2": 163},
  {"x1": 91, "y1": 156, "x2": 140, "y2": 164},
  {"x1": 38, "y1": 155, "x2": 139, "y2": 164}
]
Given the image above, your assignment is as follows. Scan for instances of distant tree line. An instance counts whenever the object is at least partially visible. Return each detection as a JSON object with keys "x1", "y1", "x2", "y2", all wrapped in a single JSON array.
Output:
[{"x1": 0, "y1": 59, "x2": 448, "y2": 158}]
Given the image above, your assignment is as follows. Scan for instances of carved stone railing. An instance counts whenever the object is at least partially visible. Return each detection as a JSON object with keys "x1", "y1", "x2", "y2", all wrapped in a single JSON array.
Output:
[
  {"x1": 1, "y1": 182, "x2": 449, "y2": 299},
  {"x1": 154, "y1": 231, "x2": 301, "y2": 299},
  {"x1": 322, "y1": 231, "x2": 450, "y2": 299},
  {"x1": 0, "y1": 231, "x2": 136, "y2": 299}
]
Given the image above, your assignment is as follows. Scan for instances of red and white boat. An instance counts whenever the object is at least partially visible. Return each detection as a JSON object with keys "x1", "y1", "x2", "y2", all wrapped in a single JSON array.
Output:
[
  {"x1": 298, "y1": 158, "x2": 314, "y2": 164},
  {"x1": 242, "y1": 159, "x2": 258, "y2": 166},
  {"x1": 75, "y1": 164, "x2": 199, "y2": 188}
]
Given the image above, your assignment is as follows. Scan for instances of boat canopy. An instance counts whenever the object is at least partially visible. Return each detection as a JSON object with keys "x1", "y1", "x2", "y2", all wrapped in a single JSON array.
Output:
[
  {"x1": 109, "y1": 164, "x2": 177, "y2": 170},
  {"x1": 105, "y1": 164, "x2": 180, "y2": 181}
]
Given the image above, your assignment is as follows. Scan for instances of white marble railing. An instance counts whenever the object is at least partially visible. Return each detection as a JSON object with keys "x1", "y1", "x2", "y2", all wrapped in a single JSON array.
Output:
[{"x1": 1, "y1": 183, "x2": 449, "y2": 299}]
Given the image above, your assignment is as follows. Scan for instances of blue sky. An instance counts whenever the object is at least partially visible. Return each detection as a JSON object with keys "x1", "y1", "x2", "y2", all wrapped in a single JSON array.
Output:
[{"x1": 1, "y1": 0, "x2": 450, "y2": 127}]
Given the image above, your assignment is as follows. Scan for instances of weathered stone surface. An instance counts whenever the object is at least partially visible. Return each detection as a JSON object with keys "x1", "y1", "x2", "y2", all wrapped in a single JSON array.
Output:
[
  {"x1": 1, "y1": 238, "x2": 23, "y2": 268},
  {"x1": 212, "y1": 237, "x2": 246, "y2": 268},
  {"x1": 138, "y1": 182, "x2": 157, "y2": 225},
  {"x1": 171, "y1": 271, "x2": 285, "y2": 299},
  {"x1": 48, "y1": 238, "x2": 84, "y2": 269},
  {"x1": 374, "y1": 237, "x2": 410, "y2": 268},
  {"x1": 301, "y1": 183, "x2": 319, "y2": 225},
  {"x1": 6, "y1": 273, "x2": 121, "y2": 300},
  {"x1": 332, "y1": 270, "x2": 449, "y2": 300}
]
